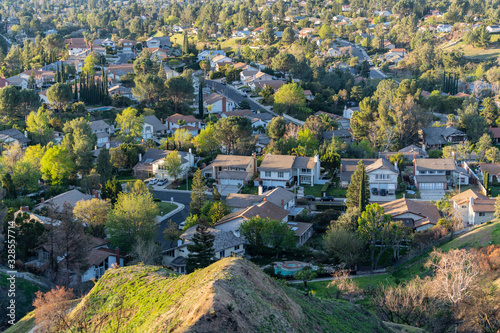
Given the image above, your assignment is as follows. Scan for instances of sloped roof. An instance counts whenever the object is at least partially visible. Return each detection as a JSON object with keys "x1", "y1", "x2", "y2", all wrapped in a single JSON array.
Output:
[
  {"x1": 479, "y1": 163, "x2": 500, "y2": 176},
  {"x1": 262, "y1": 187, "x2": 296, "y2": 207},
  {"x1": 287, "y1": 221, "x2": 312, "y2": 236},
  {"x1": 181, "y1": 225, "x2": 245, "y2": 252},
  {"x1": 215, "y1": 201, "x2": 289, "y2": 225},
  {"x1": 36, "y1": 190, "x2": 92, "y2": 211},
  {"x1": 259, "y1": 154, "x2": 296, "y2": 171},
  {"x1": 423, "y1": 126, "x2": 466, "y2": 146},
  {"x1": 0, "y1": 128, "x2": 31, "y2": 144},
  {"x1": 90, "y1": 120, "x2": 110, "y2": 131},
  {"x1": 471, "y1": 199, "x2": 495, "y2": 213},
  {"x1": 144, "y1": 115, "x2": 167, "y2": 132},
  {"x1": 365, "y1": 158, "x2": 397, "y2": 174},
  {"x1": 381, "y1": 198, "x2": 441, "y2": 228},
  {"x1": 166, "y1": 113, "x2": 201, "y2": 124},
  {"x1": 414, "y1": 158, "x2": 457, "y2": 171},
  {"x1": 339, "y1": 159, "x2": 378, "y2": 182},
  {"x1": 451, "y1": 189, "x2": 488, "y2": 205},
  {"x1": 209, "y1": 154, "x2": 254, "y2": 168},
  {"x1": 225, "y1": 193, "x2": 263, "y2": 208},
  {"x1": 292, "y1": 156, "x2": 317, "y2": 169}
]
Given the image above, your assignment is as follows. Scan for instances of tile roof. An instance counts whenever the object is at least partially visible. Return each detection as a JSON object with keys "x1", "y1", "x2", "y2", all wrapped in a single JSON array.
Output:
[
  {"x1": 479, "y1": 163, "x2": 500, "y2": 176},
  {"x1": 287, "y1": 221, "x2": 313, "y2": 236},
  {"x1": 209, "y1": 154, "x2": 255, "y2": 168},
  {"x1": 144, "y1": 115, "x2": 167, "y2": 132},
  {"x1": 0, "y1": 128, "x2": 31, "y2": 144}
]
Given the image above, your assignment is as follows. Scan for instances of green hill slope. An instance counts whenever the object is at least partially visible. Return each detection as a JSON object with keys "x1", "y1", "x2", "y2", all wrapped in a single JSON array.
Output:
[{"x1": 64, "y1": 257, "x2": 389, "y2": 333}]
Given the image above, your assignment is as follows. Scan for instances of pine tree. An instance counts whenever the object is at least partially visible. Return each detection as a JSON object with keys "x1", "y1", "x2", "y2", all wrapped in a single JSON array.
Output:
[
  {"x1": 346, "y1": 160, "x2": 370, "y2": 209},
  {"x1": 186, "y1": 224, "x2": 215, "y2": 273},
  {"x1": 358, "y1": 170, "x2": 367, "y2": 212}
]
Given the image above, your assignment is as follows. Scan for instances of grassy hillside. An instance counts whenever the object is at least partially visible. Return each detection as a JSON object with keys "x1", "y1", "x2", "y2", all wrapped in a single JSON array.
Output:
[
  {"x1": 440, "y1": 220, "x2": 500, "y2": 251},
  {"x1": 61, "y1": 258, "x2": 388, "y2": 333}
]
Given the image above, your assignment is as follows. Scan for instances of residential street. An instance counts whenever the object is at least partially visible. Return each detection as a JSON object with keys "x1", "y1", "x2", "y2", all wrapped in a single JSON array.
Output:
[
  {"x1": 336, "y1": 39, "x2": 387, "y2": 79},
  {"x1": 153, "y1": 190, "x2": 192, "y2": 248}
]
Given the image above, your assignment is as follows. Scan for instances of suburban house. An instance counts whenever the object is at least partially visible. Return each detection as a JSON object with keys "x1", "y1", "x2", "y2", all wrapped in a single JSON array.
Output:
[
  {"x1": 413, "y1": 159, "x2": 457, "y2": 190},
  {"x1": 242, "y1": 71, "x2": 274, "y2": 85},
  {"x1": 489, "y1": 127, "x2": 500, "y2": 144},
  {"x1": 381, "y1": 198, "x2": 441, "y2": 232},
  {"x1": 436, "y1": 24, "x2": 453, "y2": 32},
  {"x1": 108, "y1": 85, "x2": 134, "y2": 99},
  {"x1": 133, "y1": 148, "x2": 195, "y2": 180},
  {"x1": 479, "y1": 163, "x2": 500, "y2": 182},
  {"x1": 6, "y1": 75, "x2": 28, "y2": 89},
  {"x1": 384, "y1": 41, "x2": 396, "y2": 49},
  {"x1": 0, "y1": 128, "x2": 31, "y2": 148},
  {"x1": 65, "y1": 38, "x2": 89, "y2": 55},
  {"x1": 379, "y1": 144, "x2": 428, "y2": 160},
  {"x1": 322, "y1": 129, "x2": 353, "y2": 143},
  {"x1": 81, "y1": 239, "x2": 125, "y2": 282},
  {"x1": 486, "y1": 25, "x2": 500, "y2": 33},
  {"x1": 35, "y1": 189, "x2": 93, "y2": 212},
  {"x1": 162, "y1": 225, "x2": 245, "y2": 274},
  {"x1": 287, "y1": 221, "x2": 314, "y2": 246},
  {"x1": 339, "y1": 159, "x2": 398, "y2": 194},
  {"x1": 225, "y1": 187, "x2": 297, "y2": 212},
  {"x1": 202, "y1": 154, "x2": 257, "y2": 187},
  {"x1": 422, "y1": 126, "x2": 467, "y2": 150},
  {"x1": 204, "y1": 93, "x2": 236, "y2": 114},
  {"x1": 451, "y1": 189, "x2": 495, "y2": 226},
  {"x1": 143, "y1": 115, "x2": 168, "y2": 139},
  {"x1": 251, "y1": 80, "x2": 286, "y2": 92},
  {"x1": 221, "y1": 109, "x2": 253, "y2": 118},
  {"x1": 245, "y1": 112, "x2": 274, "y2": 131},
  {"x1": 258, "y1": 154, "x2": 321, "y2": 187},
  {"x1": 117, "y1": 39, "x2": 137, "y2": 53},
  {"x1": 107, "y1": 64, "x2": 135, "y2": 81},
  {"x1": 210, "y1": 54, "x2": 233, "y2": 69},
  {"x1": 214, "y1": 201, "x2": 290, "y2": 237},
  {"x1": 343, "y1": 106, "x2": 360, "y2": 119},
  {"x1": 19, "y1": 69, "x2": 55, "y2": 89},
  {"x1": 197, "y1": 50, "x2": 226, "y2": 62},
  {"x1": 146, "y1": 36, "x2": 171, "y2": 49},
  {"x1": 90, "y1": 120, "x2": 114, "y2": 147},
  {"x1": 165, "y1": 113, "x2": 203, "y2": 135}
]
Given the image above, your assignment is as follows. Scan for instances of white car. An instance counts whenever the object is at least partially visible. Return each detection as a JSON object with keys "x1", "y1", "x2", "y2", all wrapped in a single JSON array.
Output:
[
  {"x1": 178, "y1": 221, "x2": 185, "y2": 230},
  {"x1": 149, "y1": 178, "x2": 158, "y2": 185}
]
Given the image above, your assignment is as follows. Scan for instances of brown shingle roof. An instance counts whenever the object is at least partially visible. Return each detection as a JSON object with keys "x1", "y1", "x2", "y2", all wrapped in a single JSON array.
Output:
[
  {"x1": 210, "y1": 154, "x2": 255, "y2": 168},
  {"x1": 259, "y1": 154, "x2": 296, "y2": 171},
  {"x1": 479, "y1": 163, "x2": 500, "y2": 176},
  {"x1": 414, "y1": 158, "x2": 457, "y2": 171},
  {"x1": 471, "y1": 199, "x2": 495, "y2": 213},
  {"x1": 381, "y1": 198, "x2": 441, "y2": 228},
  {"x1": 215, "y1": 201, "x2": 289, "y2": 225},
  {"x1": 451, "y1": 189, "x2": 488, "y2": 205}
]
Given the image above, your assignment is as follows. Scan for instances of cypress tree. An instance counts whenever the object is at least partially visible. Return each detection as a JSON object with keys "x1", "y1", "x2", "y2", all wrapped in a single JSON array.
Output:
[
  {"x1": 74, "y1": 78, "x2": 78, "y2": 101},
  {"x1": 182, "y1": 32, "x2": 188, "y2": 54},
  {"x1": 198, "y1": 81, "x2": 204, "y2": 119},
  {"x1": 56, "y1": 63, "x2": 60, "y2": 83},
  {"x1": 346, "y1": 160, "x2": 370, "y2": 209},
  {"x1": 61, "y1": 63, "x2": 65, "y2": 83},
  {"x1": 484, "y1": 172, "x2": 489, "y2": 191},
  {"x1": 185, "y1": 224, "x2": 215, "y2": 273},
  {"x1": 358, "y1": 170, "x2": 367, "y2": 212}
]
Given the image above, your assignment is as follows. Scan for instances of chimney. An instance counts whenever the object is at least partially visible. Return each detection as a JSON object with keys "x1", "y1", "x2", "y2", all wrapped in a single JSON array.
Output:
[
  {"x1": 222, "y1": 96, "x2": 227, "y2": 113},
  {"x1": 106, "y1": 141, "x2": 110, "y2": 149},
  {"x1": 139, "y1": 153, "x2": 142, "y2": 162},
  {"x1": 252, "y1": 152, "x2": 257, "y2": 172},
  {"x1": 258, "y1": 186, "x2": 263, "y2": 195},
  {"x1": 281, "y1": 199, "x2": 284, "y2": 206},
  {"x1": 24, "y1": 130, "x2": 28, "y2": 138},
  {"x1": 314, "y1": 154, "x2": 319, "y2": 163},
  {"x1": 263, "y1": 198, "x2": 267, "y2": 202},
  {"x1": 41, "y1": 198, "x2": 44, "y2": 203},
  {"x1": 394, "y1": 162, "x2": 398, "y2": 172},
  {"x1": 115, "y1": 247, "x2": 120, "y2": 257},
  {"x1": 20, "y1": 206, "x2": 29, "y2": 212}
]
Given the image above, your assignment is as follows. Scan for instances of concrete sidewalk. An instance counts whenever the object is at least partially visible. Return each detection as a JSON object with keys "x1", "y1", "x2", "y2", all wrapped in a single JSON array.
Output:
[
  {"x1": 156, "y1": 201, "x2": 185, "y2": 224},
  {"x1": 287, "y1": 269, "x2": 387, "y2": 284}
]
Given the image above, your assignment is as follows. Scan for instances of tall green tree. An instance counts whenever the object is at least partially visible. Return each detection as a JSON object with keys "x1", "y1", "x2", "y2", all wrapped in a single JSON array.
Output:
[
  {"x1": 107, "y1": 187, "x2": 159, "y2": 253},
  {"x1": 100, "y1": 177, "x2": 122, "y2": 205},
  {"x1": 95, "y1": 148, "x2": 113, "y2": 184},
  {"x1": 266, "y1": 116, "x2": 287, "y2": 140},
  {"x1": 346, "y1": 161, "x2": 370, "y2": 209},
  {"x1": 190, "y1": 169, "x2": 207, "y2": 215},
  {"x1": 115, "y1": 107, "x2": 145, "y2": 141},
  {"x1": 357, "y1": 203, "x2": 392, "y2": 271},
  {"x1": 163, "y1": 151, "x2": 184, "y2": 181},
  {"x1": 185, "y1": 224, "x2": 216, "y2": 273},
  {"x1": 47, "y1": 83, "x2": 73, "y2": 112},
  {"x1": 165, "y1": 76, "x2": 195, "y2": 113},
  {"x1": 40, "y1": 146, "x2": 75, "y2": 184},
  {"x1": 61, "y1": 117, "x2": 96, "y2": 174},
  {"x1": 214, "y1": 116, "x2": 253, "y2": 155}
]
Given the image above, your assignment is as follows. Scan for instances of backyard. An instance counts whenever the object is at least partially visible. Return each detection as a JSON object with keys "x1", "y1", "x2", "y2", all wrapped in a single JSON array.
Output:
[{"x1": 303, "y1": 184, "x2": 347, "y2": 198}]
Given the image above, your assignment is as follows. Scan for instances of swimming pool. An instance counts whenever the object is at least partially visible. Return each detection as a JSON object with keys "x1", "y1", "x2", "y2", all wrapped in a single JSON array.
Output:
[
  {"x1": 274, "y1": 261, "x2": 312, "y2": 276},
  {"x1": 88, "y1": 107, "x2": 113, "y2": 112}
]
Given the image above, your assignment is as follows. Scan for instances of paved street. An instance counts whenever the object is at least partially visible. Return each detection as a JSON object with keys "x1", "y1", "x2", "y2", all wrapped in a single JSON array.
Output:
[
  {"x1": 206, "y1": 79, "x2": 271, "y2": 113},
  {"x1": 153, "y1": 190, "x2": 192, "y2": 248}
]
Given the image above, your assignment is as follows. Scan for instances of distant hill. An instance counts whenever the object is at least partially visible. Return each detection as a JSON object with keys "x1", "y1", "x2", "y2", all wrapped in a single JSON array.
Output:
[{"x1": 58, "y1": 257, "x2": 389, "y2": 333}]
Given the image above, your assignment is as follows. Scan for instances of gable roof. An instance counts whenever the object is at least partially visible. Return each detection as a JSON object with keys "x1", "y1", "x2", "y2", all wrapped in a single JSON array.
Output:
[
  {"x1": 339, "y1": 159, "x2": 378, "y2": 182},
  {"x1": 144, "y1": 115, "x2": 167, "y2": 132},
  {"x1": 166, "y1": 113, "x2": 201, "y2": 124},
  {"x1": 90, "y1": 120, "x2": 110, "y2": 131},
  {"x1": 180, "y1": 226, "x2": 245, "y2": 252},
  {"x1": 381, "y1": 198, "x2": 441, "y2": 228},
  {"x1": 259, "y1": 154, "x2": 296, "y2": 171},
  {"x1": 36, "y1": 189, "x2": 92, "y2": 211},
  {"x1": 479, "y1": 163, "x2": 500, "y2": 176},
  {"x1": 414, "y1": 158, "x2": 457, "y2": 171},
  {"x1": 365, "y1": 158, "x2": 397, "y2": 174},
  {"x1": 423, "y1": 126, "x2": 466, "y2": 146},
  {"x1": 451, "y1": 189, "x2": 488, "y2": 205},
  {"x1": 208, "y1": 154, "x2": 255, "y2": 168},
  {"x1": 215, "y1": 201, "x2": 289, "y2": 225},
  {"x1": 0, "y1": 128, "x2": 31, "y2": 144}
]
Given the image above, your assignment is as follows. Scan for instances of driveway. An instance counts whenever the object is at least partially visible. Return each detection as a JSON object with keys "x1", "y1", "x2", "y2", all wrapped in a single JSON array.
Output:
[
  {"x1": 370, "y1": 194, "x2": 396, "y2": 202},
  {"x1": 419, "y1": 190, "x2": 446, "y2": 200},
  {"x1": 217, "y1": 184, "x2": 240, "y2": 196}
]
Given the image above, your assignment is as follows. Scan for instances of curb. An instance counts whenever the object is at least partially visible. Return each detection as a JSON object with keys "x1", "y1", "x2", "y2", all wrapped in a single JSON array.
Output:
[{"x1": 156, "y1": 201, "x2": 185, "y2": 224}]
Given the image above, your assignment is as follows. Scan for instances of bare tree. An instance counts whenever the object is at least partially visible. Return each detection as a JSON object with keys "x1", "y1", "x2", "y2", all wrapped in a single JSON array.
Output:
[
  {"x1": 327, "y1": 270, "x2": 363, "y2": 301},
  {"x1": 130, "y1": 239, "x2": 162, "y2": 265},
  {"x1": 33, "y1": 286, "x2": 75, "y2": 333}
]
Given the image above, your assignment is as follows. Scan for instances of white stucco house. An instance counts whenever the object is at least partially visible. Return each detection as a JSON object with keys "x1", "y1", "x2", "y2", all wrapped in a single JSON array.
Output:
[
  {"x1": 133, "y1": 148, "x2": 195, "y2": 181},
  {"x1": 90, "y1": 120, "x2": 114, "y2": 147},
  {"x1": 451, "y1": 189, "x2": 495, "y2": 226},
  {"x1": 143, "y1": 115, "x2": 167, "y2": 139},
  {"x1": 204, "y1": 93, "x2": 236, "y2": 114}
]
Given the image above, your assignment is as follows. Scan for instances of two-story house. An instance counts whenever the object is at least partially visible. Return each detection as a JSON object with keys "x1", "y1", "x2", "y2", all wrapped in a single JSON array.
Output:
[
  {"x1": 197, "y1": 50, "x2": 226, "y2": 62},
  {"x1": 146, "y1": 36, "x2": 171, "y2": 49},
  {"x1": 162, "y1": 225, "x2": 245, "y2": 274},
  {"x1": 451, "y1": 189, "x2": 495, "y2": 226},
  {"x1": 118, "y1": 39, "x2": 137, "y2": 53},
  {"x1": 478, "y1": 163, "x2": 500, "y2": 183},
  {"x1": 413, "y1": 158, "x2": 457, "y2": 190},
  {"x1": 165, "y1": 113, "x2": 203, "y2": 135},
  {"x1": 381, "y1": 198, "x2": 441, "y2": 232},
  {"x1": 339, "y1": 159, "x2": 398, "y2": 191},
  {"x1": 204, "y1": 93, "x2": 236, "y2": 114},
  {"x1": 90, "y1": 120, "x2": 114, "y2": 147},
  {"x1": 133, "y1": 148, "x2": 195, "y2": 180},
  {"x1": 214, "y1": 201, "x2": 290, "y2": 237},
  {"x1": 422, "y1": 126, "x2": 467, "y2": 150},
  {"x1": 143, "y1": 115, "x2": 168, "y2": 139},
  {"x1": 242, "y1": 71, "x2": 274, "y2": 85},
  {"x1": 258, "y1": 154, "x2": 321, "y2": 187},
  {"x1": 210, "y1": 54, "x2": 233, "y2": 69},
  {"x1": 202, "y1": 154, "x2": 257, "y2": 188},
  {"x1": 225, "y1": 187, "x2": 297, "y2": 212}
]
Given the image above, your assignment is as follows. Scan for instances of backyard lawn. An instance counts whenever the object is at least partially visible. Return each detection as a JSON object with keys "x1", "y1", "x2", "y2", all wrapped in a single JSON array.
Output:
[
  {"x1": 157, "y1": 202, "x2": 178, "y2": 216},
  {"x1": 117, "y1": 175, "x2": 139, "y2": 185},
  {"x1": 303, "y1": 184, "x2": 347, "y2": 198}
]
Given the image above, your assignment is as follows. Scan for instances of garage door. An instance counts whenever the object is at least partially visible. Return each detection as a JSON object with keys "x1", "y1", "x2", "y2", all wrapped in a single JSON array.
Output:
[
  {"x1": 221, "y1": 179, "x2": 242, "y2": 186},
  {"x1": 419, "y1": 182, "x2": 444, "y2": 190}
]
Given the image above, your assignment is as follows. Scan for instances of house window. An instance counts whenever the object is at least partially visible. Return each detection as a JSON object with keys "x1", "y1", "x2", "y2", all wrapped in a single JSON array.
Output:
[
  {"x1": 301, "y1": 168, "x2": 309, "y2": 173},
  {"x1": 219, "y1": 250, "x2": 225, "y2": 258},
  {"x1": 462, "y1": 205, "x2": 466, "y2": 208},
  {"x1": 479, "y1": 212, "x2": 486, "y2": 217},
  {"x1": 234, "y1": 245, "x2": 240, "y2": 250},
  {"x1": 265, "y1": 171, "x2": 271, "y2": 177},
  {"x1": 278, "y1": 172, "x2": 284, "y2": 178}
]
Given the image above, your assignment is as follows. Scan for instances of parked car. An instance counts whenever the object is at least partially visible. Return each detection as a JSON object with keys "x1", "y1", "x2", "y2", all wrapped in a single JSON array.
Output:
[
  {"x1": 157, "y1": 179, "x2": 167, "y2": 186},
  {"x1": 149, "y1": 178, "x2": 158, "y2": 185},
  {"x1": 242, "y1": 93, "x2": 248, "y2": 98},
  {"x1": 303, "y1": 195, "x2": 316, "y2": 201},
  {"x1": 380, "y1": 189, "x2": 387, "y2": 196},
  {"x1": 221, "y1": 82, "x2": 226, "y2": 85},
  {"x1": 320, "y1": 196, "x2": 335, "y2": 201},
  {"x1": 371, "y1": 188, "x2": 378, "y2": 195},
  {"x1": 178, "y1": 221, "x2": 185, "y2": 230}
]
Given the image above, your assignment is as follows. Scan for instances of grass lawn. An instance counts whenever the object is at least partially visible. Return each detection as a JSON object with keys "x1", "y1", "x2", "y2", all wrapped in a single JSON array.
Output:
[
  {"x1": 176, "y1": 176, "x2": 194, "y2": 191},
  {"x1": 220, "y1": 37, "x2": 244, "y2": 50},
  {"x1": 303, "y1": 184, "x2": 346, "y2": 198},
  {"x1": 441, "y1": 40, "x2": 500, "y2": 60},
  {"x1": 116, "y1": 175, "x2": 138, "y2": 185},
  {"x1": 157, "y1": 202, "x2": 178, "y2": 216},
  {"x1": 440, "y1": 220, "x2": 500, "y2": 251}
]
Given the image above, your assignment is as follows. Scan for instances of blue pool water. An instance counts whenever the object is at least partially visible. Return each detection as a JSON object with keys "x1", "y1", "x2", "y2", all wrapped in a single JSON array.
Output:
[{"x1": 275, "y1": 266, "x2": 302, "y2": 276}]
